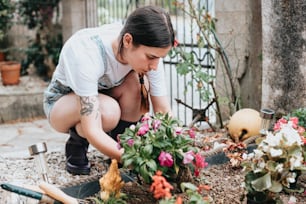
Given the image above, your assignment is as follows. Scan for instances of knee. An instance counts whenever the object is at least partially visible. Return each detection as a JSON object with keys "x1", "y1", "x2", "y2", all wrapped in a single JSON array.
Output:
[{"x1": 99, "y1": 96, "x2": 121, "y2": 131}]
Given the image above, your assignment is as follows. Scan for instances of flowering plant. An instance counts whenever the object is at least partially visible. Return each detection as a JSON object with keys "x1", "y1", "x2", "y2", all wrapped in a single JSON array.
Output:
[
  {"x1": 118, "y1": 113, "x2": 207, "y2": 183},
  {"x1": 242, "y1": 118, "x2": 306, "y2": 202}
]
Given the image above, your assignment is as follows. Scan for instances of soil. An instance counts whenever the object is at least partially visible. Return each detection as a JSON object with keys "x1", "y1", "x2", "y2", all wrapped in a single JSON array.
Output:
[{"x1": 1, "y1": 130, "x2": 305, "y2": 204}]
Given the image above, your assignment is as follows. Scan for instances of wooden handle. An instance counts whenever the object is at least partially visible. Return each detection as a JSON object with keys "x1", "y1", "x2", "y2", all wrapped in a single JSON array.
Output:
[{"x1": 39, "y1": 182, "x2": 78, "y2": 204}]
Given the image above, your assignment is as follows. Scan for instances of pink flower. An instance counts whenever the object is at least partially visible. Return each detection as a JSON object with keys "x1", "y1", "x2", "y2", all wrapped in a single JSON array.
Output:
[
  {"x1": 194, "y1": 153, "x2": 207, "y2": 169},
  {"x1": 192, "y1": 153, "x2": 208, "y2": 177},
  {"x1": 137, "y1": 123, "x2": 149, "y2": 136},
  {"x1": 127, "y1": 139, "x2": 134, "y2": 146},
  {"x1": 273, "y1": 118, "x2": 288, "y2": 131},
  {"x1": 152, "y1": 119, "x2": 161, "y2": 131},
  {"x1": 158, "y1": 151, "x2": 173, "y2": 167},
  {"x1": 289, "y1": 117, "x2": 299, "y2": 129},
  {"x1": 183, "y1": 150, "x2": 194, "y2": 164},
  {"x1": 175, "y1": 127, "x2": 183, "y2": 135},
  {"x1": 188, "y1": 128, "x2": 196, "y2": 138},
  {"x1": 141, "y1": 113, "x2": 151, "y2": 122},
  {"x1": 297, "y1": 126, "x2": 305, "y2": 135}
]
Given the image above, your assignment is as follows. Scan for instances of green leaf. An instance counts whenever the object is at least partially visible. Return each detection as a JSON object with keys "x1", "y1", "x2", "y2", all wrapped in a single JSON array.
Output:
[
  {"x1": 180, "y1": 182, "x2": 198, "y2": 192},
  {"x1": 143, "y1": 144, "x2": 153, "y2": 155},
  {"x1": 268, "y1": 180, "x2": 283, "y2": 193},
  {"x1": 139, "y1": 164, "x2": 151, "y2": 183},
  {"x1": 146, "y1": 159, "x2": 157, "y2": 171},
  {"x1": 123, "y1": 158, "x2": 134, "y2": 167},
  {"x1": 251, "y1": 172, "x2": 272, "y2": 192}
]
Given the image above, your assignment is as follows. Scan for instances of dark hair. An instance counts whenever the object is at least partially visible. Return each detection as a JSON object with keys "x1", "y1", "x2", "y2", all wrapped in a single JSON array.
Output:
[{"x1": 118, "y1": 6, "x2": 175, "y2": 56}]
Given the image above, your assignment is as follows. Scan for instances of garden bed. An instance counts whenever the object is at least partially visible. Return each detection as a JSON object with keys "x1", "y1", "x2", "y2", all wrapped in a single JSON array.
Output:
[{"x1": 1, "y1": 130, "x2": 305, "y2": 203}]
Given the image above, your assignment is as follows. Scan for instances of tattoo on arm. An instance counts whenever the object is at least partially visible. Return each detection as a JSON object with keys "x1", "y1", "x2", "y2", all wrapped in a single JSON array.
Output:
[{"x1": 80, "y1": 96, "x2": 97, "y2": 116}]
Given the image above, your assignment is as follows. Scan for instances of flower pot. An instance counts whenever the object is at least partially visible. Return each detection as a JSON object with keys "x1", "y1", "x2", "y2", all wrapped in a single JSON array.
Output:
[
  {"x1": 0, "y1": 61, "x2": 21, "y2": 85},
  {"x1": 0, "y1": 52, "x2": 5, "y2": 61}
]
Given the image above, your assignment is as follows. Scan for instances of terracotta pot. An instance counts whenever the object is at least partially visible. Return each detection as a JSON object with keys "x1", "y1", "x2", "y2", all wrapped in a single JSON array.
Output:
[
  {"x1": 0, "y1": 52, "x2": 5, "y2": 61},
  {"x1": 0, "y1": 61, "x2": 21, "y2": 85}
]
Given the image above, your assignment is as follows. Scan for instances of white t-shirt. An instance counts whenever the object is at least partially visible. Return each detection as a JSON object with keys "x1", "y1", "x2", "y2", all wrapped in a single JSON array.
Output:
[{"x1": 52, "y1": 23, "x2": 167, "y2": 97}]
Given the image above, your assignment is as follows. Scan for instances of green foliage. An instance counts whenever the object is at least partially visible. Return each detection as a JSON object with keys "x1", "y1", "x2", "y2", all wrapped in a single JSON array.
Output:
[
  {"x1": 242, "y1": 120, "x2": 306, "y2": 202},
  {"x1": 119, "y1": 113, "x2": 201, "y2": 183},
  {"x1": 18, "y1": 0, "x2": 61, "y2": 29},
  {"x1": 21, "y1": 31, "x2": 62, "y2": 79},
  {"x1": 17, "y1": 0, "x2": 62, "y2": 80},
  {"x1": 284, "y1": 108, "x2": 306, "y2": 129},
  {"x1": 170, "y1": 0, "x2": 240, "y2": 115},
  {"x1": 0, "y1": 0, "x2": 15, "y2": 42}
]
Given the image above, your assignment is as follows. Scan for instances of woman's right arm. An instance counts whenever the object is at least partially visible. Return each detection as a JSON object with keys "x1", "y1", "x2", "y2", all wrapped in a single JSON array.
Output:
[{"x1": 78, "y1": 95, "x2": 123, "y2": 161}]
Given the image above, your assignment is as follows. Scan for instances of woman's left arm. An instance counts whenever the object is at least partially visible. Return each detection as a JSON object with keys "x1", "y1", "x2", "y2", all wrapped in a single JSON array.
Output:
[{"x1": 150, "y1": 95, "x2": 172, "y2": 115}]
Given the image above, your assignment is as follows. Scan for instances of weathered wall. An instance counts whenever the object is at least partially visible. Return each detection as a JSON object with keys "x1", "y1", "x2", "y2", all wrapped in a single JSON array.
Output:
[
  {"x1": 62, "y1": 0, "x2": 98, "y2": 42},
  {"x1": 215, "y1": 0, "x2": 262, "y2": 118},
  {"x1": 262, "y1": 0, "x2": 306, "y2": 115}
]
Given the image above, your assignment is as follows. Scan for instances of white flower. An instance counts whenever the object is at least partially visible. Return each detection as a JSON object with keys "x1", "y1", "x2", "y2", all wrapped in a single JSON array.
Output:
[
  {"x1": 253, "y1": 149, "x2": 264, "y2": 159},
  {"x1": 254, "y1": 158, "x2": 266, "y2": 173},
  {"x1": 263, "y1": 131, "x2": 281, "y2": 147},
  {"x1": 275, "y1": 163, "x2": 283, "y2": 173},
  {"x1": 269, "y1": 148, "x2": 283, "y2": 157},
  {"x1": 242, "y1": 153, "x2": 249, "y2": 160},
  {"x1": 286, "y1": 173, "x2": 296, "y2": 183},
  {"x1": 288, "y1": 196, "x2": 297, "y2": 204},
  {"x1": 289, "y1": 152, "x2": 304, "y2": 170},
  {"x1": 278, "y1": 123, "x2": 302, "y2": 146}
]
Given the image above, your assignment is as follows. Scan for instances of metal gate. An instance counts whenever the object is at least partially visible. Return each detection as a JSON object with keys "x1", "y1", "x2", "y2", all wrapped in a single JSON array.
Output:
[{"x1": 96, "y1": 0, "x2": 216, "y2": 126}]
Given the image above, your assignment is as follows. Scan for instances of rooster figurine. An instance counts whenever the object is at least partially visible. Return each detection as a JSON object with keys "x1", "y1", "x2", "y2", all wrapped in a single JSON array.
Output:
[{"x1": 99, "y1": 159, "x2": 124, "y2": 201}]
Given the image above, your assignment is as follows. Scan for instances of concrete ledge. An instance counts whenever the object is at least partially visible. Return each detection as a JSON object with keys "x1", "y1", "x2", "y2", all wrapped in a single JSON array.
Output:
[{"x1": 0, "y1": 75, "x2": 48, "y2": 123}]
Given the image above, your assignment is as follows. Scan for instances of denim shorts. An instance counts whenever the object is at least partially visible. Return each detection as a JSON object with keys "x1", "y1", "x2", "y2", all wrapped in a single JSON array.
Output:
[{"x1": 43, "y1": 79, "x2": 72, "y2": 120}]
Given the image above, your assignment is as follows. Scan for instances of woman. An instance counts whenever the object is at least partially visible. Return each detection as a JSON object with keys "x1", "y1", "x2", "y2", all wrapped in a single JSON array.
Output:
[{"x1": 43, "y1": 6, "x2": 175, "y2": 175}]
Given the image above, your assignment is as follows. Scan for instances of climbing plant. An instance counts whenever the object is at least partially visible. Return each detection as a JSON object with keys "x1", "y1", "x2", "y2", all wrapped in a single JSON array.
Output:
[{"x1": 170, "y1": 0, "x2": 240, "y2": 118}]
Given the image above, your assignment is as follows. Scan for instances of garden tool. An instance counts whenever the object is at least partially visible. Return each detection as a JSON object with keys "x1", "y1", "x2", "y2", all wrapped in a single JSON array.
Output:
[{"x1": 1, "y1": 170, "x2": 135, "y2": 203}]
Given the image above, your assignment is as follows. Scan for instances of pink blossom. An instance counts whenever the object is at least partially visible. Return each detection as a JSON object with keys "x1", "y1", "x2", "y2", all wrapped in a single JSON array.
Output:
[
  {"x1": 188, "y1": 128, "x2": 196, "y2": 138},
  {"x1": 194, "y1": 169, "x2": 200, "y2": 177},
  {"x1": 158, "y1": 151, "x2": 173, "y2": 167},
  {"x1": 137, "y1": 123, "x2": 149, "y2": 136},
  {"x1": 192, "y1": 153, "x2": 208, "y2": 177},
  {"x1": 273, "y1": 118, "x2": 288, "y2": 131},
  {"x1": 194, "y1": 153, "x2": 208, "y2": 169},
  {"x1": 127, "y1": 139, "x2": 134, "y2": 146},
  {"x1": 297, "y1": 126, "x2": 305, "y2": 135},
  {"x1": 183, "y1": 150, "x2": 194, "y2": 164},
  {"x1": 289, "y1": 117, "x2": 299, "y2": 129},
  {"x1": 175, "y1": 127, "x2": 183, "y2": 135},
  {"x1": 141, "y1": 113, "x2": 151, "y2": 122},
  {"x1": 152, "y1": 119, "x2": 161, "y2": 131}
]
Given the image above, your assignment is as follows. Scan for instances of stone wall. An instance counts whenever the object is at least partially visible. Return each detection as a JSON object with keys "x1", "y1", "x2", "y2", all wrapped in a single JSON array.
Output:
[
  {"x1": 262, "y1": 0, "x2": 306, "y2": 115},
  {"x1": 215, "y1": 0, "x2": 262, "y2": 117},
  {"x1": 62, "y1": 0, "x2": 98, "y2": 42}
]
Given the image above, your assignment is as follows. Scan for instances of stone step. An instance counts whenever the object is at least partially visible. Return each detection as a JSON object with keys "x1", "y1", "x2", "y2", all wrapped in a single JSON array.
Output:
[{"x1": 0, "y1": 75, "x2": 48, "y2": 124}]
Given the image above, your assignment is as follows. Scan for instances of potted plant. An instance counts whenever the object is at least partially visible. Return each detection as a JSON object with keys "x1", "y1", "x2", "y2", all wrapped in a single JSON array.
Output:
[
  {"x1": 118, "y1": 113, "x2": 208, "y2": 184},
  {"x1": 242, "y1": 116, "x2": 306, "y2": 203},
  {"x1": 0, "y1": 0, "x2": 15, "y2": 61}
]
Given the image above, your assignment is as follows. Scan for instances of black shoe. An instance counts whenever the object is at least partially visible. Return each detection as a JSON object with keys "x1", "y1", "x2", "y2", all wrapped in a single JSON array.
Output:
[
  {"x1": 109, "y1": 120, "x2": 137, "y2": 141},
  {"x1": 65, "y1": 127, "x2": 90, "y2": 175}
]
